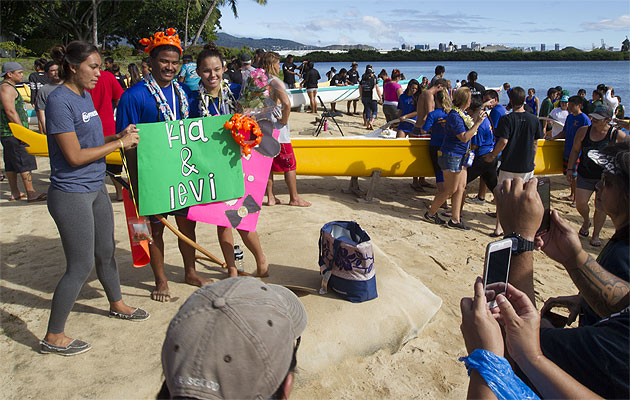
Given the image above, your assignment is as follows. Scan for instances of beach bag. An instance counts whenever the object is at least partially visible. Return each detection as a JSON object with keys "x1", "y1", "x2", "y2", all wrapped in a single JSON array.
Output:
[{"x1": 318, "y1": 221, "x2": 377, "y2": 303}]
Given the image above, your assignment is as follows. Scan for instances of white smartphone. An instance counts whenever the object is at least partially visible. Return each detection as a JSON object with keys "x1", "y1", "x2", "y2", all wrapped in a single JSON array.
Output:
[{"x1": 483, "y1": 238, "x2": 513, "y2": 309}]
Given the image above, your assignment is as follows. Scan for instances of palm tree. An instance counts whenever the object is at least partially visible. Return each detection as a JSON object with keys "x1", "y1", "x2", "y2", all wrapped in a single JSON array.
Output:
[{"x1": 191, "y1": 0, "x2": 267, "y2": 46}]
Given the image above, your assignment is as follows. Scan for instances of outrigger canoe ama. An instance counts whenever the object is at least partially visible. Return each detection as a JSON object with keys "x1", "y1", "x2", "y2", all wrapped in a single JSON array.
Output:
[{"x1": 10, "y1": 122, "x2": 564, "y2": 177}]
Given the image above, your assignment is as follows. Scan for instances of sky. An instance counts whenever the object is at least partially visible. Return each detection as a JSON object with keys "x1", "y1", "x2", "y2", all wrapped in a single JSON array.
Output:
[{"x1": 217, "y1": 0, "x2": 630, "y2": 50}]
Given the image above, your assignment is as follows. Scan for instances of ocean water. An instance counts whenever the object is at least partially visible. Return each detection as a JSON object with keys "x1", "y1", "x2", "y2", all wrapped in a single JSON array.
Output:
[{"x1": 311, "y1": 60, "x2": 630, "y2": 105}]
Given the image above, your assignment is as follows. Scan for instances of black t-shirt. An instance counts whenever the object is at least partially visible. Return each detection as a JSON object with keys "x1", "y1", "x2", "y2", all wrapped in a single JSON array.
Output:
[
  {"x1": 465, "y1": 81, "x2": 485, "y2": 100},
  {"x1": 282, "y1": 62, "x2": 297, "y2": 85},
  {"x1": 360, "y1": 75, "x2": 376, "y2": 99},
  {"x1": 330, "y1": 73, "x2": 346, "y2": 86},
  {"x1": 115, "y1": 75, "x2": 127, "y2": 90},
  {"x1": 28, "y1": 72, "x2": 48, "y2": 105},
  {"x1": 347, "y1": 69, "x2": 359, "y2": 84},
  {"x1": 494, "y1": 111, "x2": 543, "y2": 172},
  {"x1": 304, "y1": 69, "x2": 320, "y2": 89}
]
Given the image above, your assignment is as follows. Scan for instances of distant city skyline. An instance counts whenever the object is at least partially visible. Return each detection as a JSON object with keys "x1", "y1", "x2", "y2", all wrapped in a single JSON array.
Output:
[{"x1": 218, "y1": 0, "x2": 630, "y2": 50}]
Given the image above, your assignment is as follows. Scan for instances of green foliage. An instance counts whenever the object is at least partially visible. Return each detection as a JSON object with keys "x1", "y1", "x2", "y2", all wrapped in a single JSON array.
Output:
[
  {"x1": 0, "y1": 41, "x2": 32, "y2": 59},
  {"x1": 22, "y1": 38, "x2": 59, "y2": 58},
  {"x1": 111, "y1": 45, "x2": 135, "y2": 60}
]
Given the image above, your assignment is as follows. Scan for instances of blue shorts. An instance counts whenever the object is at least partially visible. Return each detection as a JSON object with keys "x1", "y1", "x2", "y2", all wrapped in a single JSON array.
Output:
[{"x1": 437, "y1": 152, "x2": 464, "y2": 173}]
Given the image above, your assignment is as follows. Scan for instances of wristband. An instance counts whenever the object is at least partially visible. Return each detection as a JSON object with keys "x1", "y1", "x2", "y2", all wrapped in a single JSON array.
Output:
[{"x1": 460, "y1": 349, "x2": 539, "y2": 400}]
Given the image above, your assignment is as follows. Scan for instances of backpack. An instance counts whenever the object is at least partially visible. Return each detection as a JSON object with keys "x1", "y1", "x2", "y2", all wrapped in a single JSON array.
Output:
[{"x1": 318, "y1": 221, "x2": 377, "y2": 303}]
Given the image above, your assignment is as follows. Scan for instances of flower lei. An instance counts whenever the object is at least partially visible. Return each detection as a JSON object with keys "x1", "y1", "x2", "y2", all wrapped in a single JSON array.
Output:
[
  {"x1": 224, "y1": 113, "x2": 262, "y2": 156},
  {"x1": 143, "y1": 74, "x2": 189, "y2": 121},
  {"x1": 198, "y1": 80, "x2": 237, "y2": 117},
  {"x1": 453, "y1": 106, "x2": 474, "y2": 129}
]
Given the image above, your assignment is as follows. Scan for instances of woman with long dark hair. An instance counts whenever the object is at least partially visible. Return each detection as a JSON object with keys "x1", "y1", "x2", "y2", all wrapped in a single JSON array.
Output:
[{"x1": 41, "y1": 41, "x2": 147, "y2": 356}]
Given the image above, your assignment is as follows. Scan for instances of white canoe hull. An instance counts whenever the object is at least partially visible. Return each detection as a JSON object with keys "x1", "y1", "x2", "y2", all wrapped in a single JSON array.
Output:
[{"x1": 287, "y1": 78, "x2": 417, "y2": 107}]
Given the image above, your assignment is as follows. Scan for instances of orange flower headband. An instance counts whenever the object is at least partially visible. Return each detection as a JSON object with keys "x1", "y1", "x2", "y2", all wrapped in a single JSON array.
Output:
[{"x1": 139, "y1": 28, "x2": 182, "y2": 54}]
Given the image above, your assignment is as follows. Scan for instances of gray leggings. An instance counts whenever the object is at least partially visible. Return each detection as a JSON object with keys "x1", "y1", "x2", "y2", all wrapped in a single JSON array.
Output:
[{"x1": 46, "y1": 185, "x2": 122, "y2": 334}]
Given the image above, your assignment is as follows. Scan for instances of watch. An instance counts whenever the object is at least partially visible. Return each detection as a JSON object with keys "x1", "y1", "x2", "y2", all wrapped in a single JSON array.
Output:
[{"x1": 504, "y1": 233, "x2": 535, "y2": 254}]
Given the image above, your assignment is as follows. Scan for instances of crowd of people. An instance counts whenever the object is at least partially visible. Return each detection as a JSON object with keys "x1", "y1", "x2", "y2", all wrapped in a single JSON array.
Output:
[{"x1": 1, "y1": 33, "x2": 628, "y2": 399}]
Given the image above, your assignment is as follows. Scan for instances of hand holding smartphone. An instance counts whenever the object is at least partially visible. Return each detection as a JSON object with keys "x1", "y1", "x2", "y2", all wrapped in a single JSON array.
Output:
[{"x1": 483, "y1": 238, "x2": 513, "y2": 309}]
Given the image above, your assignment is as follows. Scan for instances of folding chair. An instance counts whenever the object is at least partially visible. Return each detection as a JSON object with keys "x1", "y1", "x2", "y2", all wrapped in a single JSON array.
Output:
[{"x1": 314, "y1": 96, "x2": 344, "y2": 137}]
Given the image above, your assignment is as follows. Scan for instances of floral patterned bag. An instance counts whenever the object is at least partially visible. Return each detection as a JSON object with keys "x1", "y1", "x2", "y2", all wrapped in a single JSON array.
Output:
[{"x1": 318, "y1": 221, "x2": 377, "y2": 303}]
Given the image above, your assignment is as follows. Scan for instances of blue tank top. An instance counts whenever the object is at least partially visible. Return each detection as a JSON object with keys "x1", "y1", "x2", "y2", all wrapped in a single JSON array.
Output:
[{"x1": 526, "y1": 96, "x2": 538, "y2": 115}]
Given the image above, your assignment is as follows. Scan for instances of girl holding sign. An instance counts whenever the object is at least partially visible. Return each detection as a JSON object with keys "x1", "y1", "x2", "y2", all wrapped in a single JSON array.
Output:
[
  {"x1": 40, "y1": 41, "x2": 148, "y2": 356},
  {"x1": 195, "y1": 45, "x2": 269, "y2": 278}
]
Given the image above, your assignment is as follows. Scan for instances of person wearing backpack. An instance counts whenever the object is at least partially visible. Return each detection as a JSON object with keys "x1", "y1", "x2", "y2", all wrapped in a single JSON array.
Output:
[{"x1": 360, "y1": 65, "x2": 382, "y2": 130}]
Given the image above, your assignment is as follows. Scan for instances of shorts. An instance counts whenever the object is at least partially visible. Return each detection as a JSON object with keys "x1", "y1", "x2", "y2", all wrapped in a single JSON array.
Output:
[
  {"x1": 428, "y1": 145, "x2": 444, "y2": 183},
  {"x1": 271, "y1": 143, "x2": 297, "y2": 172},
  {"x1": 284, "y1": 82, "x2": 296, "y2": 89},
  {"x1": 306, "y1": 88, "x2": 317, "y2": 93},
  {"x1": 382, "y1": 104, "x2": 400, "y2": 122},
  {"x1": 497, "y1": 169, "x2": 535, "y2": 184},
  {"x1": 409, "y1": 126, "x2": 429, "y2": 138},
  {"x1": 1, "y1": 135, "x2": 37, "y2": 173},
  {"x1": 362, "y1": 98, "x2": 378, "y2": 121},
  {"x1": 437, "y1": 152, "x2": 464, "y2": 173},
  {"x1": 148, "y1": 207, "x2": 190, "y2": 224},
  {"x1": 577, "y1": 175, "x2": 599, "y2": 191},
  {"x1": 106, "y1": 163, "x2": 122, "y2": 175}
]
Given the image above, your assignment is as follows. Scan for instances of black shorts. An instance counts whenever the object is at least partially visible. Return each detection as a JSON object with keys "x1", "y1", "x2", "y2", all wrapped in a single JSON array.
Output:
[
  {"x1": 106, "y1": 163, "x2": 122, "y2": 175},
  {"x1": 1, "y1": 135, "x2": 37, "y2": 173},
  {"x1": 148, "y1": 207, "x2": 190, "y2": 224}
]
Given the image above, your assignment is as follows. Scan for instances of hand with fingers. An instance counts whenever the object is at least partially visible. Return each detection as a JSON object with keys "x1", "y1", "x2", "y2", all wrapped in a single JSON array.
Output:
[
  {"x1": 494, "y1": 177, "x2": 543, "y2": 242},
  {"x1": 460, "y1": 277, "x2": 504, "y2": 357},
  {"x1": 534, "y1": 210, "x2": 585, "y2": 267},
  {"x1": 541, "y1": 294, "x2": 582, "y2": 326}
]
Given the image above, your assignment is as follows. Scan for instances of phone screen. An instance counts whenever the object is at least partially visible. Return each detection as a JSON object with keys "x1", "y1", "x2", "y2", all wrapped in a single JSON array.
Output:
[
  {"x1": 486, "y1": 247, "x2": 511, "y2": 290},
  {"x1": 537, "y1": 177, "x2": 551, "y2": 234}
]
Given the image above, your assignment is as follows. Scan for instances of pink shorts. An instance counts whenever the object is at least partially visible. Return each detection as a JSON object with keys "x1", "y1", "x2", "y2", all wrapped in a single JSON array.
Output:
[{"x1": 271, "y1": 143, "x2": 297, "y2": 172}]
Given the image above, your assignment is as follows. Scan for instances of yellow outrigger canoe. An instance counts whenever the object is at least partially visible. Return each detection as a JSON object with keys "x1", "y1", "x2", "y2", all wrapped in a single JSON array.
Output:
[{"x1": 10, "y1": 122, "x2": 563, "y2": 177}]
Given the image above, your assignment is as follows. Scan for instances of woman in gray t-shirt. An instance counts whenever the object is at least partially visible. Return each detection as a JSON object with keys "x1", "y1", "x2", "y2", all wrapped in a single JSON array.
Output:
[{"x1": 40, "y1": 41, "x2": 147, "y2": 357}]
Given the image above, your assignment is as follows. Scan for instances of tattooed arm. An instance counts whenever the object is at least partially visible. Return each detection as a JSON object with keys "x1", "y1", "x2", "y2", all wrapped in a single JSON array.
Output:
[{"x1": 564, "y1": 251, "x2": 630, "y2": 318}]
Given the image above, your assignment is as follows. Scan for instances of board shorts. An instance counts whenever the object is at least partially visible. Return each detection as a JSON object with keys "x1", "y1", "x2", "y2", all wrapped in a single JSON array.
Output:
[
  {"x1": 106, "y1": 163, "x2": 122, "y2": 176},
  {"x1": 1, "y1": 135, "x2": 37, "y2": 173},
  {"x1": 271, "y1": 143, "x2": 297, "y2": 172},
  {"x1": 577, "y1": 175, "x2": 599, "y2": 191},
  {"x1": 149, "y1": 207, "x2": 190, "y2": 224},
  {"x1": 497, "y1": 169, "x2": 535, "y2": 184}
]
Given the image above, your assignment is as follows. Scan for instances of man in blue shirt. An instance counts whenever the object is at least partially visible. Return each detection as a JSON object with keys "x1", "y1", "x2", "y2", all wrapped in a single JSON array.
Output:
[
  {"x1": 177, "y1": 54, "x2": 200, "y2": 94},
  {"x1": 554, "y1": 95, "x2": 591, "y2": 205},
  {"x1": 116, "y1": 30, "x2": 208, "y2": 303}
]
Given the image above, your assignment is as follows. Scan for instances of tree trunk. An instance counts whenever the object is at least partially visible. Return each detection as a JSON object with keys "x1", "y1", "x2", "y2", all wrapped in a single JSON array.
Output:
[
  {"x1": 91, "y1": 0, "x2": 98, "y2": 45},
  {"x1": 184, "y1": 0, "x2": 191, "y2": 49},
  {"x1": 192, "y1": 0, "x2": 218, "y2": 46}
]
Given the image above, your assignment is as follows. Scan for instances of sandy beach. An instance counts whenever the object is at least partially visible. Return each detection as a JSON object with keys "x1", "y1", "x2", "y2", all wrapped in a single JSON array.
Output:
[{"x1": 1, "y1": 108, "x2": 614, "y2": 399}]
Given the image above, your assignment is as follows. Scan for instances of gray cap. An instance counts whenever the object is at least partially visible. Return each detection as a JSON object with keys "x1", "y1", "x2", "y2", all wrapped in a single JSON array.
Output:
[
  {"x1": 162, "y1": 277, "x2": 307, "y2": 399},
  {"x1": 239, "y1": 53, "x2": 252, "y2": 64},
  {"x1": 589, "y1": 104, "x2": 613, "y2": 120},
  {"x1": 1, "y1": 61, "x2": 23, "y2": 77}
]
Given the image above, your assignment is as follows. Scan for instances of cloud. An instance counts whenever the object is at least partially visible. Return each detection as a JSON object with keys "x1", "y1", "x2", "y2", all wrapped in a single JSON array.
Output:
[{"x1": 582, "y1": 14, "x2": 630, "y2": 30}]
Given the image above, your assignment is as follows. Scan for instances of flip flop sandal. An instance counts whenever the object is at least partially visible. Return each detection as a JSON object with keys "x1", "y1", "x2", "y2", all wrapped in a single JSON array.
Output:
[
  {"x1": 27, "y1": 193, "x2": 47, "y2": 203},
  {"x1": 579, "y1": 222, "x2": 591, "y2": 237},
  {"x1": 9, "y1": 193, "x2": 26, "y2": 202}
]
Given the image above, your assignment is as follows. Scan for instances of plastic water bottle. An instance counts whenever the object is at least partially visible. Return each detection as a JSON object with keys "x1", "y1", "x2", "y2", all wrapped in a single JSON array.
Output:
[{"x1": 234, "y1": 245, "x2": 244, "y2": 272}]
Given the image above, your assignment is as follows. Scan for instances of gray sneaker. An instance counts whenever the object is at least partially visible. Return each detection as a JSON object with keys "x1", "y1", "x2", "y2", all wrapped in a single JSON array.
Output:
[
  {"x1": 40, "y1": 339, "x2": 91, "y2": 356},
  {"x1": 424, "y1": 211, "x2": 446, "y2": 225},
  {"x1": 109, "y1": 307, "x2": 150, "y2": 321},
  {"x1": 465, "y1": 196, "x2": 486, "y2": 205}
]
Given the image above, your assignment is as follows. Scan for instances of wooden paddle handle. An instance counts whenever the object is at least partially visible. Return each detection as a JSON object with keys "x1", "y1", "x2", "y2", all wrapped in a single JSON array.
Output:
[{"x1": 156, "y1": 215, "x2": 226, "y2": 267}]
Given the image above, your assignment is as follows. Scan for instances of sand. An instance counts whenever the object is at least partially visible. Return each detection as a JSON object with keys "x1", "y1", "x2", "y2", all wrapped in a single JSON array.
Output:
[{"x1": 1, "y1": 108, "x2": 613, "y2": 399}]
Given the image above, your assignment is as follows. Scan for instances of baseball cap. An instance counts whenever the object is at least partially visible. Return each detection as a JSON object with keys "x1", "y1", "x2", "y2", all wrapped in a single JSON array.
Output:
[
  {"x1": 239, "y1": 53, "x2": 252, "y2": 64},
  {"x1": 351, "y1": 61, "x2": 358, "y2": 66},
  {"x1": 559, "y1": 95, "x2": 569, "y2": 102},
  {"x1": 162, "y1": 277, "x2": 307, "y2": 399},
  {"x1": 589, "y1": 104, "x2": 613, "y2": 120},
  {"x1": 1, "y1": 62, "x2": 23, "y2": 77}
]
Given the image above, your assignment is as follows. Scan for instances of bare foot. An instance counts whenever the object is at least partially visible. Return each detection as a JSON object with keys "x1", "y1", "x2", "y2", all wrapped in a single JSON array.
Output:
[
  {"x1": 289, "y1": 197, "x2": 311, "y2": 207},
  {"x1": 151, "y1": 281, "x2": 171, "y2": 302},
  {"x1": 256, "y1": 255, "x2": 269, "y2": 277},
  {"x1": 264, "y1": 196, "x2": 283, "y2": 206},
  {"x1": 227, "y1": 266, "x2": 238, "y2": 278},
  {"x1": 185, "y1": 272, "x2": 214, "y2": 287}
]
